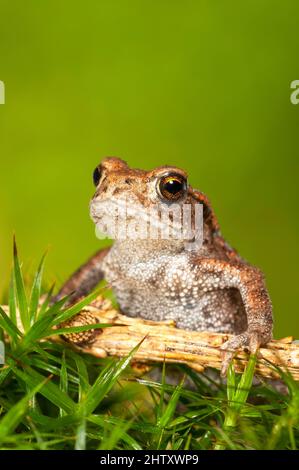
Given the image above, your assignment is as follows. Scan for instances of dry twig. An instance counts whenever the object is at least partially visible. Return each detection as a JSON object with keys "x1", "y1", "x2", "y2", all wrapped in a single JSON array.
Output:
[
  {"x1": 59, "y1": 296, "x2": 299, "y2": 380},
  {"x1": 2, "y1": 296, "x2": 298, "y2": 379}
]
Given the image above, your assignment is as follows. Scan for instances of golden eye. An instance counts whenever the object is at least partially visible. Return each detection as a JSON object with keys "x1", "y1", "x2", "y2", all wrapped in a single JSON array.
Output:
[{"x1": 158, "y1": 174, "x2": 187, "y2": 201}]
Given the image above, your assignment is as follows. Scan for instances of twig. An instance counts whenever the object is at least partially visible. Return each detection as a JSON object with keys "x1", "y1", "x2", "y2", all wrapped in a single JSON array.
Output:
[
  {"x1": 2, "y1": 297, "x2": 298, "y2": 379},
  {"x1": 57, "y1": 296, "x2": 299, "y2": 380}
]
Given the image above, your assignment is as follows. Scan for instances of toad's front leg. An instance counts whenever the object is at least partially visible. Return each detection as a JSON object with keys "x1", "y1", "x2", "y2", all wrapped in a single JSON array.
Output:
[
  {"x1": 55, "y1": 247, "x2": 110, "y2": 303},
  {"x1": 191, "y1": 258, "x2": 273, "y2": 375}
]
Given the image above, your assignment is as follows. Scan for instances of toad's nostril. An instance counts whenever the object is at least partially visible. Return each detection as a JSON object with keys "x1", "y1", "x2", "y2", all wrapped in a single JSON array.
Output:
[{"x1": 112, "y1": 187, "x2": 122, "y2": 195}]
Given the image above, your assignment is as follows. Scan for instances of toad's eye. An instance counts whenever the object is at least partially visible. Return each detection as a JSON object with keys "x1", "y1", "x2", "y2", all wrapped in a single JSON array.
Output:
[
  {"x1": 93, "y1": 166, "x2": 102, "y2": 186},
  {"x1": 157, "y1": 174, "x2": 187, "y2": 201}
]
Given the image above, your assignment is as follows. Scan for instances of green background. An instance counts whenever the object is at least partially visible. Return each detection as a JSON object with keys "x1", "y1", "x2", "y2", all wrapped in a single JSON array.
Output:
[{"x1": 0, "y1": 1, "x2": 298, "y2": 338}]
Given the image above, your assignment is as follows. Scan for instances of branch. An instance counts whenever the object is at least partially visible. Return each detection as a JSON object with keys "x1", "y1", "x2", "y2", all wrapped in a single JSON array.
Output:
[
  {"x1": 2, "y1": 296, "x2": 298, "y2": 379},
  {"x1": 58, "y1": 296, "x2": 299, "y2": 380}
]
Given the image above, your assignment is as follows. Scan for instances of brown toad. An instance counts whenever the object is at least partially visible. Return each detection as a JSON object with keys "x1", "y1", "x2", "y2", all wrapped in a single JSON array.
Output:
[{"x1": 57, "y1": 157, "x2": 273, "y2": 372}]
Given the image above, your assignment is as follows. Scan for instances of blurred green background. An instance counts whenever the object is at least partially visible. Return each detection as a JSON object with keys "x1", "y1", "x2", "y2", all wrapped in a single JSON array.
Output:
[{"x1": 0, "y1": 1, "x2": 298, "y2": 337}]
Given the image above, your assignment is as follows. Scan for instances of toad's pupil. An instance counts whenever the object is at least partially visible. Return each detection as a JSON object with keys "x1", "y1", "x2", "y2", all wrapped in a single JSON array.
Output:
[
  {"x1": 164, "y1": 179, "x2": 183, "y2": 194},
  {"x1": 93, "y1": 167, "x2": 101, "y2": 186}
]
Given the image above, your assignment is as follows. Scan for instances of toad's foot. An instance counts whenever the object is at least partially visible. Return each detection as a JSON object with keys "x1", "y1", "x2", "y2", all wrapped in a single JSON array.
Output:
[{"x1": 220, "y1": 329, "x2": 266, "y2": 376}]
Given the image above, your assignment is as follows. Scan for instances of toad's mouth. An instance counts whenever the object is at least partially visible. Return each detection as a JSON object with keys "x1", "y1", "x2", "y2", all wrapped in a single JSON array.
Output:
[{"x1": 90, "y1": 197, "x2": 203, "y2": 248}]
